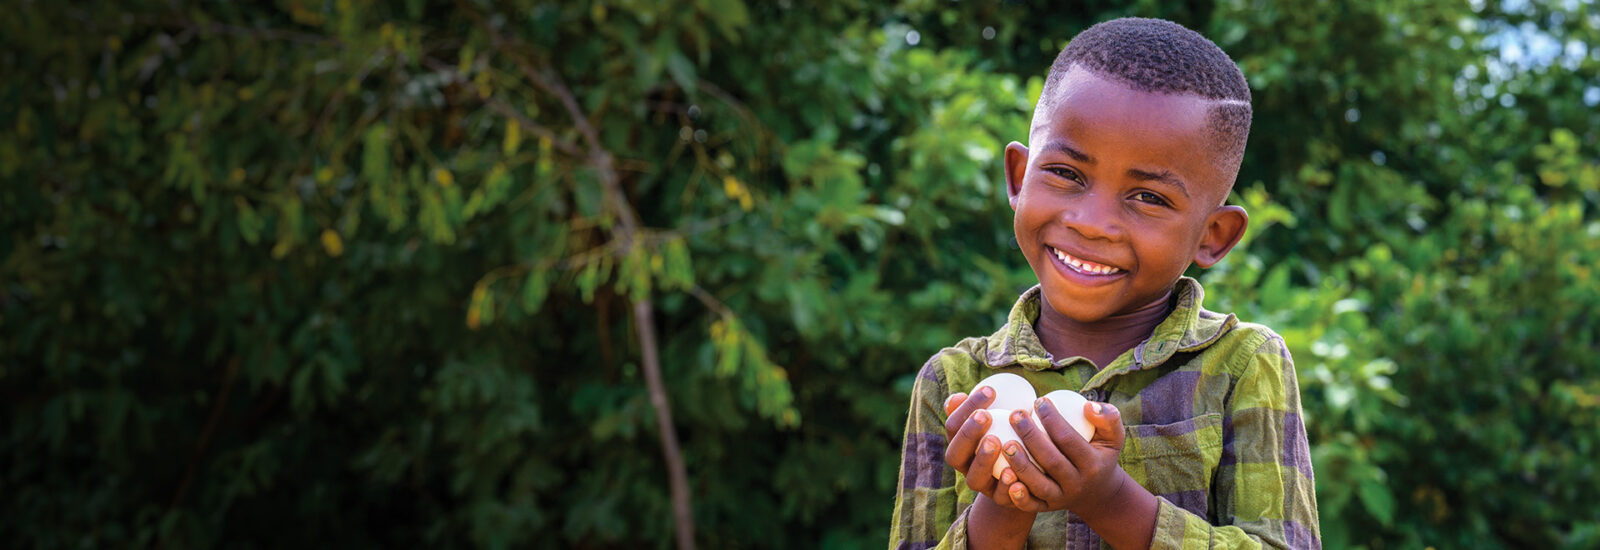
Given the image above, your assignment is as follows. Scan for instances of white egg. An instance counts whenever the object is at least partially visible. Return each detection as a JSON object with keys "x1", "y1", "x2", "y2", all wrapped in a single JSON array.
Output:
[
  {"x1": 982, "y1": 407, "x2": 1035, "y2": 480},
  {"x1": 1041, "y1": 390, "x2": 1095, "y2": 442},
  {"x1": 969, "y1": 374, "x2": 1084, "y2": 480},
  {"x1": 993, "y1": 452, "x2": 1013, "y2": 481},
  {"x1": 972, "y1": 373, "x2": 1037, "y2": 411}
]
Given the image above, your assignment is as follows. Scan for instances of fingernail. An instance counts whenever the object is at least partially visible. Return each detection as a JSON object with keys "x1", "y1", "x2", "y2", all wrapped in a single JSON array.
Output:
[
  {"x1": 980, "y1": 387, "x2": 994, "y2": 400},
  {"x1": 1092, "y1": 402, "x2": 1104, "y2": 414},
  {"x1": 1010, "y1": 484, "x2": 1025, "y2": 497},
  {"x1": 1012, "y1": 411, "x2": 1029, "y2": 428},
  {"x1": 982, "y1": 438, "x2": 997, "y2": 454},
  {"x1": 1036, "y1": 398, "x2": 1052, "y2": 413},
  {"x1": 1004, "y1": 443, "x2": 1019, "y2": 457},
  {"x1": 975, "y1": 409, "x2": 990, "y2": 424},
  {"x1": 1001, "y1": 469, "x2": 1015, "y2": 485}
]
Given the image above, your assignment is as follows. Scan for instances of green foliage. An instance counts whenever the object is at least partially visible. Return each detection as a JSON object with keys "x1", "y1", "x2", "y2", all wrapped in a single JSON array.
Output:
[{"x1": 2, "y1": 0, "x2": 1598, "y2": 548}]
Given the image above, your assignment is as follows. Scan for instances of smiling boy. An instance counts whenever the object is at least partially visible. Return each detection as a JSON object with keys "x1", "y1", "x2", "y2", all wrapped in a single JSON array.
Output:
[{"x1": 888, "y1": 18, "x2": 1319, "y2": 550}]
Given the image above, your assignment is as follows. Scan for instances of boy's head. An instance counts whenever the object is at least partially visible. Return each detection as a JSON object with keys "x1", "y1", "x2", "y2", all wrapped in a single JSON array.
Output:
[{"x1": 1004, "y1": 18, "x2": 1252, "y2": 323}]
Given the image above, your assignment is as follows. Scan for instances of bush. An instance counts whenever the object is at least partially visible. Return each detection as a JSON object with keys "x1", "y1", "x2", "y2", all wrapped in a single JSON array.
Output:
[{"x1": 3, "y1": 1, "x2": 1597, "y2": 548}]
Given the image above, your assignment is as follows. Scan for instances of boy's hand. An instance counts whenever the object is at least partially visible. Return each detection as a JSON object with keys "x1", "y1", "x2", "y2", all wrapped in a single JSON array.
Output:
[
  {"x1": 942, "y1": 391, "x2": 1046, "y2": 511},
  {"x1": 998, "y1": 397, "x2": 1129, "y2": 514}
]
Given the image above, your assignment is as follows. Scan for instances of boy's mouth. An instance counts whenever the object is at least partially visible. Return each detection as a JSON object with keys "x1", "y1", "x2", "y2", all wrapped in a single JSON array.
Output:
[{"x1": 1048, "y1": 246, "x2": 1124, "y2": 276}]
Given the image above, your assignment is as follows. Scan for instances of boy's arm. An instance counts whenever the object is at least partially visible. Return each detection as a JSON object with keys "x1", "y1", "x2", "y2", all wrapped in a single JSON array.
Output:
[
  {"x1": 890, "y1": 355, "x2": 1042, "y2": 550},
  {"x1": 888, "y1": 356, "x2": 963, "y2": 549},
  {"x1": 1003, "y1": 399, "x2": 1159, "y2": 550},
  {"x1": 1144, "y1": 333, "x2": 1321, "y2": 549}
]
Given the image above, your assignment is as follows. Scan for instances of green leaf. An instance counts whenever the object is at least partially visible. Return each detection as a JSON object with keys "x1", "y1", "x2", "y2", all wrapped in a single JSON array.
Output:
[
  {"x1": 1357, "y1": 477, "x2": 1396, "y2": 527},
  {"x1": 419, "y1": 188, "x2": 456, "y2": 244},
  {"x1": 661, "y1": 237, "x2": 693, "y2": 290},
  {"x1": 576, "y1": 255, "x2": 609, "y2": 304},
  {"x1": 701, "y1": 0, "x2": 750, "y2": 41},
  {"x1": 235, "y1": 197, "x2": 262, "y2": 244},
  {"x1": 665, "y1": 50, "x2": 697, "y2": 95},
  {"x1": 521, "y1": 268, "x2": 551, "y2": 314}
]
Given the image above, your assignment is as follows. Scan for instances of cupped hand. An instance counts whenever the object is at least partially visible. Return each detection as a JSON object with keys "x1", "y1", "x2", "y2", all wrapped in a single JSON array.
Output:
[
  {"x1": 942, "y1": 391, "x2": 1048, "y2": 511},
  {"x1": 993, "y1": 397, "x2": 1129, "y2": 514}
]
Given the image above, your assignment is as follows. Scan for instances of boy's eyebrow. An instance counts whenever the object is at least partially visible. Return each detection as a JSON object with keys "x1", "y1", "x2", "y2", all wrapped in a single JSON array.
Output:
[
  {"x1": 1044, "y1": 141, "x2": 1095, "y2": 164},
  {"x1": 1128, "y1": 168, "x2": 1191, "y2": 198},
  {"x1": 1044, "y1": 141, "x2": 1191, "y2": 198}
]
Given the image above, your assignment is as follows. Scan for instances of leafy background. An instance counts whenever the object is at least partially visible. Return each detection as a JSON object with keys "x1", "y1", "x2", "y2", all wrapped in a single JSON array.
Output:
[{"x1": 3, "y1": 0, "x2": 1598, "y2": 548}]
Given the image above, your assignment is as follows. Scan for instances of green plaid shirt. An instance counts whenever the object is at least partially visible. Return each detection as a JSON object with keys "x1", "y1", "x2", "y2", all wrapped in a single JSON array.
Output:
[{"x1": 888, "y1": 277, "x2": 1319, "y2": 549}]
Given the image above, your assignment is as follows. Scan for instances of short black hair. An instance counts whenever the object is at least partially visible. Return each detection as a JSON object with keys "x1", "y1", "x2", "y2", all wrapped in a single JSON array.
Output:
[{"x1": 1041, "y1": 18, "x2": 1253, "y2": 192}]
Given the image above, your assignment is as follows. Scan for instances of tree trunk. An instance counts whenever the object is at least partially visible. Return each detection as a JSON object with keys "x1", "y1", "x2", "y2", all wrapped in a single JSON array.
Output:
[{"x1": 634, "y1": 298, "x2": 695, "y2": 550}]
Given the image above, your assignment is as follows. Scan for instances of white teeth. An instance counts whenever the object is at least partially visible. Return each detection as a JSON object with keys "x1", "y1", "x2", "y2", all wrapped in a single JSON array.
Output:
[{"x1": 1050, "y1": 247, "x2": 1121, "y2": 276}]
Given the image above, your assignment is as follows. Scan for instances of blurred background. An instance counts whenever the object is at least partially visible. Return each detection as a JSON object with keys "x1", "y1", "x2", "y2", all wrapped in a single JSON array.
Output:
[{"x1": 3, "y1": 0, "x2": 1598, "y2": 548}]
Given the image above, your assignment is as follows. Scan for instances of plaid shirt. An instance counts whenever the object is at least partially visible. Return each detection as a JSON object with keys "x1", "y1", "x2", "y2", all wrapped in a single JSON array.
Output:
[{"x1": 888, "y1": 277, "x2": 1320, "y2": 549}]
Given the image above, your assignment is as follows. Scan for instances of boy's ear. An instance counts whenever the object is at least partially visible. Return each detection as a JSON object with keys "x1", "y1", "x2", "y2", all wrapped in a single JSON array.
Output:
[
  {"x1": 1192, "y1": 205, "x2": 1248, "y2": 268},
  {"x1": 1003, "y1": 142, "x2": 1029, "y2": 210}
]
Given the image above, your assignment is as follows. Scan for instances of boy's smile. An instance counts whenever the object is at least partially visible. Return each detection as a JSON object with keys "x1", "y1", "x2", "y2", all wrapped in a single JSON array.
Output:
[{"x1": 1005, "y1": 66, "x2": 1247, "y2": 327}]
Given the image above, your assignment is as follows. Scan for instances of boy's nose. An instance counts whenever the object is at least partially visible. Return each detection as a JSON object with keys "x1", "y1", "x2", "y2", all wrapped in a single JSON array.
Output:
[{"x1": 1059, "y1": 194, "x2": 1125, "y2": 242}]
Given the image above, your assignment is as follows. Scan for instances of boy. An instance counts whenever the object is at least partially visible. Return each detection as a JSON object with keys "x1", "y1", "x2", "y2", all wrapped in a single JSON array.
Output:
[{"x1": 888, "y1": 18, "x2": 1319, "y2": 550}]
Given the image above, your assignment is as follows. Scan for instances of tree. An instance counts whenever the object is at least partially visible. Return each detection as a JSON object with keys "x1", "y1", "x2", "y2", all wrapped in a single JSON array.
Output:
[{"x1": 3, "y1": 1, "x2": 1596, "y2": 548}]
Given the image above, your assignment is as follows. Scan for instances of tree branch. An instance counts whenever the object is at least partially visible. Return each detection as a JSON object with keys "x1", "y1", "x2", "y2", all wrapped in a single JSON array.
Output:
[
  {"x1": 419, "y1": 56, "x2": 586, "y2": 158},
  {"x1": 164, "y1": 355, "x2": 241, "y2": 548},
  {"x1": 463, "y1": 6, "x2": 696, "y2": 548},
  {"x1": 631, "y1": 297, "x2": 695, "y2": 550}
]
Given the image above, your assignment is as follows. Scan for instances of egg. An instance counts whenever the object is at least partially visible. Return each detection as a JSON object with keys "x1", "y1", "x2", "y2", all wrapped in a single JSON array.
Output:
[
  {"x1": 967, "y1": 374, "x2": 1097, "y2": 480},
  {"x1": 1041, "y1": 390, "x2": 1095, "y2": 442},
  {"x1": 972, "y1": 373, "x2": 1037, "y2": 411},
  {"x1": 983, "y1": 407, "x2": 1032, "y2": 479}
]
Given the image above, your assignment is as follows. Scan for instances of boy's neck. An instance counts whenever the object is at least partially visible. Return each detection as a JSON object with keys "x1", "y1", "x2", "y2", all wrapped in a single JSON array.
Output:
[{"x1": 1035, "y1": 289, "x2": 1175, "y2": 370}]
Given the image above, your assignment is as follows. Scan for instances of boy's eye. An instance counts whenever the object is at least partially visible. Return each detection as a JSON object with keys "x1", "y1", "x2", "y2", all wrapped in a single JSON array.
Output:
[
  {"x1": 1046, "y1": 166, "x2": 1083, "y2": 183},
  {"x1": 1133, "y1": 191, "x2": 1170, "y2": 207}
]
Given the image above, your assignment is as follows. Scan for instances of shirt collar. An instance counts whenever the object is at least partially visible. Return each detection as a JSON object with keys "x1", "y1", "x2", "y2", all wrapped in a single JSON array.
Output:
[{"x1": 981, "y1": 276, "x2": 1237, "y2": 372}]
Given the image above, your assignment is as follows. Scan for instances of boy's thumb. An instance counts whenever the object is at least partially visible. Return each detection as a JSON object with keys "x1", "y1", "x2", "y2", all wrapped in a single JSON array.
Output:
[
  {"x1": 943, "y1": 392, "x2": 967, "y2": 416},
  {"x1": 1087, "y1": 402, "x2": 1124, "y2": 448}
]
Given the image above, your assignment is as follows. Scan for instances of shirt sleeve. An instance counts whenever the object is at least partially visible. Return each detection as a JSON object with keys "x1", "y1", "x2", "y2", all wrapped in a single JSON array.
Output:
[
  {"x1": 1146, "y1": 332, "x2": 1322, "y2": 550},
  {"x1": 888, "y1": 354, "x2": 971, "y2": 550}
]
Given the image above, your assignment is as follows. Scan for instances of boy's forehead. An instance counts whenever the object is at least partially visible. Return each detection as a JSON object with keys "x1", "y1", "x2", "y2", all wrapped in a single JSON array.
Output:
[
  {"x1": 1031, "y1": 66, "x2": 1233, "y2": 200},
  {"x1": 1032, "y1": 67, "x2": 1215, "y2": 138}
]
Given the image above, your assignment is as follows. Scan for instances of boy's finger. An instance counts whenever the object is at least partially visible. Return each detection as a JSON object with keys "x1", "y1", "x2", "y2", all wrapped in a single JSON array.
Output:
[
  {"x1": 943, "y1": 387, "x2": 995, "y2": 437},
  {"x1": 1036, "y1": 398, "x2": 1097, "y2": 467},
  {"x1": 1024, "y1": 398, "x2": 1088, "y2": 473},
  {"x1": 1008, "y1": 409, "x2": 1072, "y2": 498},
  {"x1": 1001, "y1": 439, "x2": 1067, "y2": 506},
  {"x1": 943, "y1": 392, "x2": 968, "y2": 417},
  {"x1": 1086, "y1": 402, "x2": 1125, "y2": 451},
  {"x1": 965, "y1": 435, "x2": 1002, "y2": 494},
  {"x1": 1006, "y1": 482, "x2": 1048, "y2": 513},
  {"x1": 944, "y1": 410, "x2": 993, "y2": 473}
]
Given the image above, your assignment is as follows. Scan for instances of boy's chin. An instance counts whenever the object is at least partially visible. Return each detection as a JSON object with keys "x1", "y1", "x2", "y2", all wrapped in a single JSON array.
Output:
[{"x1": 1037, "y1": 286, "x2": 1125, "y2": 324}]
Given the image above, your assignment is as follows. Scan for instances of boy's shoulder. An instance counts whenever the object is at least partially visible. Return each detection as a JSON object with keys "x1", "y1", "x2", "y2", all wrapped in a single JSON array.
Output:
[
  {"x1": 1198, "y1": 318, "x2": 1292, "y2": 378},
  {"x1": 912, "y1": 333, "x2": 996, "y2": 395},
  {"x1": 1132, "y1": 277, "x2": 1294, "y2": 380}
]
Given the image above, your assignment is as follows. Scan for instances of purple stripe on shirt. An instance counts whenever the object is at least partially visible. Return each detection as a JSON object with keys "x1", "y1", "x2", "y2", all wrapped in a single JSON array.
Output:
[
  {"x1": 1220, "y1": 412, "x2": 1237, "y2": 467},
  {"x1": 902, "y1": 431, "x2": 948, "y2": 488},
  {"x1": 1070, "y1": 521, "x2": 1101, "y2": 548},
  {"x1": 1162, "y1": 489, "x2": 1210, "y2": 518},
  {"x1": 1134, "y1": 412, "x2": 1212, "y2": 438},
  {"x1": 986, "y1": 344, "x2": 1010, "y2": 368},
  {"x1": 1273, "y1": 338, "x2": 1294, "y2": 361},
  {"x1": 897, "y1": 541, "x2": 938, "y2": 550},
  {"x1": 1139, "y1": 370, "x2": 1200, "y2": 425},
  {"x1": 1282, "y1": 411, "x2": 1313, "y2": 476},
  {"x1": 1283, "y1": 519, "x2": 1319, "y2": 549}
]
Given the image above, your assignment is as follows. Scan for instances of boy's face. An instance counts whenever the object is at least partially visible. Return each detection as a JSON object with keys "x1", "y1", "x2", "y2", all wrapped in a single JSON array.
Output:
[{"x1": 1004, "y1": 66, "x2": 1247, "y2": 323}]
